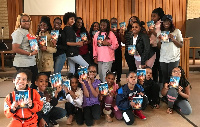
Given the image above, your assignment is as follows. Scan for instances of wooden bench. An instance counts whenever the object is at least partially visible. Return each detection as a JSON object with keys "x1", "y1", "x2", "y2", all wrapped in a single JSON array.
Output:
[{"x1": 189, "y1": 47, "x2": 200, "y2": 65}]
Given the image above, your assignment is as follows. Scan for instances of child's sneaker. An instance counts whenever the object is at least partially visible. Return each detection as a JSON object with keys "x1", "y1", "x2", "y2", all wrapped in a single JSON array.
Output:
[
  {"x1": 50, "y1": 119, "x2": 59, "y2": 127},
  {"x1": 134, "y1": 110, "x2": 146, "y2": 120}
]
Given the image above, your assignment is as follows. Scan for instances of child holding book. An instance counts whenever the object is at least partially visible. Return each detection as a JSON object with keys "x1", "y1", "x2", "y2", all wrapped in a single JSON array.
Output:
[
  {"x1": 149, "y1": 7, "x2": 165, "y2": 83},
  {"x1": 93, "y1": 19, "x2": 119, "y2": 82},
  {"x1": 36, "y1": 16, "x2": 57, "y2": 81},
  {"x1": 79, "y1": 65, "x2": 101, "y2": 126},
  {"x1": 64, "y1": 74, "x2": 84, "y2": 125},
  {"x1": 131, "y1": 21, "x2": 156, "y2": 69},
  {"x1": 161, "y1": 66, "x2": 192, "y2": 115},
  {"x1": 4, "y1": 69, "x2": 43, "y2": 127},
  {"x1": 12, "y1": 13, "x2": 38, "y2": 89},
  {"x1": 143, "y1": 67, "x2": 160, "y2": 108},
  {"x1": 157, "y1": 15, "x2": 183, "y2": 84},
  {"x1": 116, "y1": 71, "x2": 148, "y2": 125},
  {"x1": 63, "y1": 12, "x2": 89, "y2": 74},
  {"x1": 100, "y1": 71, "x2": 122, "y2": 122},
  {"x1": 35, "y1": 73, "x2": 66, "y2": 127}
]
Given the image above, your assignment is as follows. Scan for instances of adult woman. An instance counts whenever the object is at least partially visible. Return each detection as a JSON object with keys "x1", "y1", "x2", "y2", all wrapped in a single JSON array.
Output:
[{"x1": 12, "y1": 13, "x2": 38, "y2": 89}]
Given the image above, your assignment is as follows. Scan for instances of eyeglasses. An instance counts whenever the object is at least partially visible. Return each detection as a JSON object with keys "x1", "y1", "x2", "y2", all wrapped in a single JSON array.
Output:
[
  {"x1": 172, "y1": 70, "x2": 181, "y2": 74},
  {"x1": 89, "y1": 71, "x2": 97, "y2": 73},
  {"x1": 21, "y1": 20, "x2": 31, "y2": 23}
]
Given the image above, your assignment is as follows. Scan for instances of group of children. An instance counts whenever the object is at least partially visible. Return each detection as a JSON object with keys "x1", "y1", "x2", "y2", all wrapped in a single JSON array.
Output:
[
  {"x1": 6, "y1": 6, "x2": 193, "y2": 127},
  {"x1": 4, "y1": 63, "x2": 192, "y2": 126}
]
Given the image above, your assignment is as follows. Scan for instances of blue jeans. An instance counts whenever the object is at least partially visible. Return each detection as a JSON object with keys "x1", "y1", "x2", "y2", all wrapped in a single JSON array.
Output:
[
  {"x1": 68, "y1": 55, "x2": 89, "y2": 74},
  {"x1": 54, "y1": 53, "x2": 66, "y2": 73}
]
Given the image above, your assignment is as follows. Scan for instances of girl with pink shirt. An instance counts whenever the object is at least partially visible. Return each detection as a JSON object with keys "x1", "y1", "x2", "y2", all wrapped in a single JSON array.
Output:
[
  {"x1": 99, "y1": 72, "x2": 122, "y2": 122},
  {"x1": 93, "y1": 19, "x2": 119, "y2": 82}
]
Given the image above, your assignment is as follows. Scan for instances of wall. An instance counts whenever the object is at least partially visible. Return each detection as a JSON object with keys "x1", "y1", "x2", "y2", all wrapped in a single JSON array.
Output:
[
  {"x1": 0, "y1": 0, "x2": 9, "y2": 39},
  {"x1": 7, "y1": 0, "x2": 187, "y2": 38}
]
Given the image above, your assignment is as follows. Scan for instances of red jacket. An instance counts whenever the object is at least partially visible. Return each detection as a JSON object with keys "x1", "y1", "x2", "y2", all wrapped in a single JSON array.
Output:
[{"x1": 4, "y1": 87, "x2": 43, "y2": 119}]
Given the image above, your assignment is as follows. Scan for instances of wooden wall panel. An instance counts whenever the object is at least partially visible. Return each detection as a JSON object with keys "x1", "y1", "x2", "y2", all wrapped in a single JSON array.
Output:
[{"x1": 8, "y1": 0, "x2": 187, "y2": 37}]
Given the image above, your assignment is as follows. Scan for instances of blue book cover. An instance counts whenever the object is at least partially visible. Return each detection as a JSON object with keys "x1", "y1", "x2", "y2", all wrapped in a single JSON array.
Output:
[
  {"x1": 51, "y1": 30, "x2": 59, "y2": 40},
  {"x1": 111, "y1": 24, "x2": 117, "y2": 30},
  {"x1": 137, "y1": 69, "x2": 146, "y2": 81},
  {"x1": 132, "y1": 96, "x2": 143, "y2": 110},
  {"x1": 50, "y1": 73, "x2": 62, "y2": 88},
  {"x1": 29, "y1": 39, "x2": 39, "y2": 51},
  {"x1": 78, "y1": 66, "x2": 88, "y2": 80},
  {"x1": 119, "y1": 22, "x2": 126, "y2": 30},
  {"x1": 98, "y1": 82, "x2": 109, "y2": 96},
  {"x1": 169, "y1": 76, "x2": 180, "y2": 89},
  {"x1": 147, "y1": 20, "x2": 155, "y2": 28},
  {"x1": 76, "y1": 37, "x2": 82, "y2": 42},
  {"x1": 92, "y1": 31, "x2": 98, "y2": 36},
  {"x1": 80, "y1": 32, "x2": 88, "y2": 41},
  {"x1": 161, "y1": 31, "x2": 170, "y2": 42},
  {"x1": 15, "y1": 90, "x2": 29, "y2": 108},
  {"x1": 97, "y1": 35, "x2": 104, "y2": 47},
  {"x1": 128, "y1": 45, "x2": 136, "y2": 55},
  {"x1": 39, "y1": 36, "x2": 47, "y2": 46},
  {"x1": 62, "y1": 80, "x2": 71, "y2": 90}
]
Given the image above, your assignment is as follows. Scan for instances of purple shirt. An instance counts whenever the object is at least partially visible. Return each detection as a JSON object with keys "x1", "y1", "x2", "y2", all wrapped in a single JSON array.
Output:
[{"x1": 82, "y1": 79, "x2": 101, "y2": 107}]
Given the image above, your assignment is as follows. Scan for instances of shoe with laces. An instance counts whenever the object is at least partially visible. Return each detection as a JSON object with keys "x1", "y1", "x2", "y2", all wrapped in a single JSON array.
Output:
[
  {"x1": 50, "y1": 119, "x2": 59, "y2": 127},
  {"x1": 134, "y1": 110, "x2": 146, "y2": 120}
]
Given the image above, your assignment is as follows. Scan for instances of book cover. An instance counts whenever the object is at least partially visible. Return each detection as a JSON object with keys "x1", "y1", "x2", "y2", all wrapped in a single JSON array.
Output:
[
  {"x1": 132, "y1": 96, "x2": 143, "y2": 110},
  {"x1": 92, "y1": 31, "x2": 98, "y2": 36},
  {"x1": 78, "y1": 66, "x2": 88, "y2": 80},
  {"x1": 26, "y1": 34, "x2": 36, "y2": 40},
  {"x1": 147, "y1": 20, "x2": 155, "y2": 29},
  {"x1": 15, "y1": 90, "x2": 29, "y2": 108},
  {"x1": 62, "y1": 80, "x2": 71, "y2": 90},
  {"x1": 111, "y1": 24, "x2": 117, "y2": 30},
  {"x1": 169, "y1": 76, "x2": 180, "y2": 89},
  {"x1": 39, "y1": 36, "x2": 47, "y2": 46},
  {"x1": 119, "y1": 22, "x2": 126, "y2": 30},
  {"x1": 97, "y1": 35, "x2": 104, "y2": 47},
  {"x1": 51, "y1": 30, "x2": 59, "y2": 40},
  {"x1": 29, "y1": 39, "x2": 39, "y2": 51},
  {"x1": 137, "y1": 69, "x2": 146, "y2": 81},
  {"x1": 50, "y1": 73, "x2": 62, "y2": 88},
  {"x1": 98, "y1": 82, "x2": 109, "y2": 96},
  {"x1": 80, "y1": 32, "x2": 88, "y2": 41},
  {"x1": 161, "y1": 31, "x2": 170, "y2": 42},
  {"x1": 128, "y1": 45, "x2": 136, "y2": 55},
  {"x1": 76, "y1": 37, "x2": 82, "y2": 43}
]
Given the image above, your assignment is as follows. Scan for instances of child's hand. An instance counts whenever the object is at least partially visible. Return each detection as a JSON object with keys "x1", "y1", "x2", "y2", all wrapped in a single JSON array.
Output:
[
  {"x1": 102, "y1": 40, "x2": 111, "y2": 46},
  {"x1": 137, "y1": 92, "x2": 144, "y2": 96},
  {"x1": 130, "y1": 101, "x2": 135, "y2": 107},
  {"x1": 51, "y1": 39, "x2": 57, "y2": 46},
  {"x1": 78, "y1": 77, "x2": 84, "y2": 84},
  {"x1": 11, "y1": 101, "x2": 18, "y2": 111},
  {"x1": 40, "y1": 45, "x2": 47, "y2": 51},
  {"x1": 178, "y1": 86, "x2": 183, "y2": 94},
  {"x1": 99, "y1": 94, "x2": 103, "y2": 101},
  {"x1": 63, "y1": 86, "x2": 69, "y2": 93},
  {"x1": 27, "y1": 98, "x2": 32, "y2": 108},
  {"x1": 56, "y1": 85, "x2": 62, "y2": 93},
  {"x1": 158, "y1": 35, "x2": 162, "y2": 42},
  {"x1": 31, "y1": 50, "x2": 38, "y2": 56},
  {"x1": 164, "y1": 83, "x2": 169, "y2": 90},
  {"x1": 109, "y1": 92, "x2": 115, "y2": 97},
  {"x1": 39, "y1": 118, "x2": 48, "y2": 127},
  {"x1": 77, "y1": 41, "x2": 84, "y2": 46}
]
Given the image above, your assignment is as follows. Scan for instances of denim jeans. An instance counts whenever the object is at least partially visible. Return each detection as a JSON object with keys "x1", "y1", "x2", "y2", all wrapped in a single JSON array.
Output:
[
  {"x1": 68, "y1": 55, "x2": 89, "y2": 74},
  {"x1": 54, "y1": 53, "x2": 66, "y2": 73}
]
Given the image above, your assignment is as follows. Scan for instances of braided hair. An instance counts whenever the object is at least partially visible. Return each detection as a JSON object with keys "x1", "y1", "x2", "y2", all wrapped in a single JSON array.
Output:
[
  {"x1": 178, "y1": 66, "x2": 191, "y2": 89},
  {"x1": 73, "y1": 17, "x2": 87, "y2": 33},
  {"x1": 89, "y1": 22, "x2": 100, "y2": 38},
  {"x1": 99, "y1": 19, "x2": 110, "y2": 39}
]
